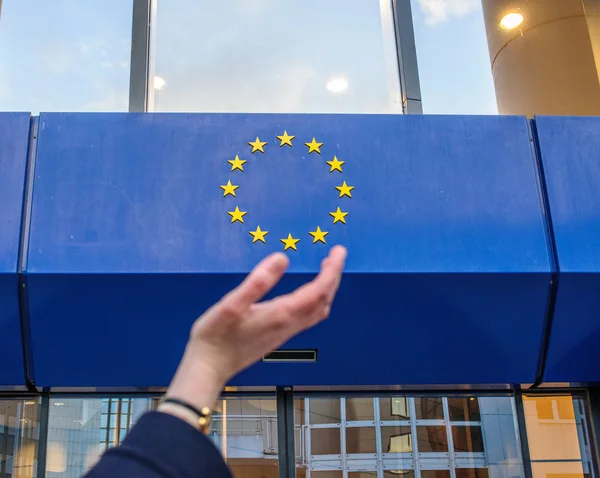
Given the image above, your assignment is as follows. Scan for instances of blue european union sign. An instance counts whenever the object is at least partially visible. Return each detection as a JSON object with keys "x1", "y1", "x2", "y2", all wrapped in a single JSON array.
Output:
[
  {"x1": 25, "y1": 113, "x2": 551, "y2": 388},
  {"x1": 0, "y1": 113, "x2": 30, "y2": 387}
]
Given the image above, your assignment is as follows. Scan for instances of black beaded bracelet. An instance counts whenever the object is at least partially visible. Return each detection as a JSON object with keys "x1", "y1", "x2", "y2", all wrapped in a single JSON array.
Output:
[{"x1": 160, "y1": 397, "x2": 212, "y2": 433}]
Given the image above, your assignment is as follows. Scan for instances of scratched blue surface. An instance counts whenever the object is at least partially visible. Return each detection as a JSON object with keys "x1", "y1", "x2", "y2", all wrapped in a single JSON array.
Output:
[
  {"x1": 26, "y1": 113, "x2": 551, "y2": 387},
  {"x1": 535, "y1": 116, "x2": 600, "y2": 382},
  {"x1": 0, "y1": 113, "x2": 30, "y2": 386}
]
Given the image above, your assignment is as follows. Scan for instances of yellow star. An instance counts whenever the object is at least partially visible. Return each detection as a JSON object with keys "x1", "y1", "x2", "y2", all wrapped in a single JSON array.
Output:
[
  {"x1": 228, "y1": 206, "x2": 247, "y2": 224},
  {"x1": 280, "y1": 233, "x2": 300, "y2": 251},
  {"x1": 220, "y1": 180, "x2": 239, "y2": 197},
  {"x1": 309, "y1": 226, "x2": 329, "y2": 244},
  {"x1": 249, "y1": 137, "x2": 267, "y2": 153},
  {"x1": 305, "y1": 137, "x2": 323, "y2": 154},
  {"x1": 330, "y1": 207, "x2": 348, "y2": 224},
  {"x1": 228, "y1": 155, "x2": 247, "y2": 172},
  {"x1": 276, "y1": 131, "x2": 295, "y2": 147},
  {"x1": 335, "y1": 181, "x2": 354, "y2": 198},
  {"x1": 249, "y1": 226, "x2": 268, "y2": 243},
  {"x1": 326, "y1": 156, "x2": 345, "y2": 173}
]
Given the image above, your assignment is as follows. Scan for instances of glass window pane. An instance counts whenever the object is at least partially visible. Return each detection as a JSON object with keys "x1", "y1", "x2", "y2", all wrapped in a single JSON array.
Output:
[
  {"x1": 312, "y1": 472, "x2": 343, "y2": 478},
  {"x1": 296, "y1": 394, "x2": 523, "y2": 478},
  {"x1": 211, "y1": 397, "x2": 279, "y2": 476},
  {"x1": 456, "y1": 469, "x2": 489, "y2": 478},
  {"x1": 346, "y1": 427, "x2": 376, "y2": 454},
  {"x1": 0, "y1": 0, "x2": 133, "y2": 114},
  {"x1": 47, "y1": 398, "x2": 154, "y2": 475},
  {"x1": 294, "y1": 399, "x2": 306, "y2": 426},
  {"x1": 532, "y1": 461, "x2": 589, "y2": 478},
  {"x1": 556, "y1": 396, "x2": 576, "y2": 420},
  {"x1": 380, "y1": 398, "x2": 411, "y2": 421},
  {"x1": 384, "y1": 473, "x2": 415, "y2": 478},
  {"x1": 421, "y1": 471, "x2": 451, "y2": 478},
  {"x1": 452, "y1": 426, "x2": 485, "y2": 453},
  {"x1": 308, "y1": 399, "x2": 341, "y2": 425},
  {"x1": 151, "y1": 1, "x2": 402, "y2": 114},
  {"x1": 410, "y1": 0, "x2": 496, "y2": 114},
  {"x1": 448, "y1": 398, "x2": 481, "y2": 422},
  {"x1": 417, "y1": 426, "x2": 448, "y2": 453},
  {"x1": 534, "y1": 398, "x2": 554, "y2": 420},
  {"x1": 381, "y1": 426, "x2": 412, "y2": 453},
  {"x1": 346, "y1": 398, "x2": 374, "y2": 421},
  {"x1": 415, "y1": 398, "x2": 444, "y2": 420},
  {"x1": 349, "y1": 473, "x2": 379, "y2": 478},
  {"x1": 310, "y1": 428, "x2": 342, "y2": 455},
  {"x1": 523, "y1": 395, "x2": 593, "y2": 462},
  {"x1": 0, "y1": 400, "x2": 39, "y2": 478}
]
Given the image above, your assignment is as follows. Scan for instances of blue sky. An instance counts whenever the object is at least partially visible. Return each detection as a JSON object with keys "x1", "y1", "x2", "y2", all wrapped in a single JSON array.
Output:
[{"x1": 0, "y1": 0, "x2": 498, "y2": 115}]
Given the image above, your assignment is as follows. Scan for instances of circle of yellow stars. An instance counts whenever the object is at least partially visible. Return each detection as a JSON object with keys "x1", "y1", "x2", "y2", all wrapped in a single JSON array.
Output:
[{"x1": 220, "y1": 131, "x2": 353, "y2": 251}]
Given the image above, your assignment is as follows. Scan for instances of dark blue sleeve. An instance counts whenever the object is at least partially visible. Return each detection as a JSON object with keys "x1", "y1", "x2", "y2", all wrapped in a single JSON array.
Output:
[{"x1": 85, "y1": 411, "x2": 233, "y2": 478}]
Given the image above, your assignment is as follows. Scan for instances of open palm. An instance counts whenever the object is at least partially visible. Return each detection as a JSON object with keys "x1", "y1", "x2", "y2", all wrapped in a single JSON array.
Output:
[{"x1": 167, "y1": 246, "x2": 347, "y2": 406}]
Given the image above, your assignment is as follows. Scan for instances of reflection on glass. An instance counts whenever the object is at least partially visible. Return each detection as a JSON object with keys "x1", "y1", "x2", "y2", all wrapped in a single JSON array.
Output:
[
  {"x1": 47, "y1": 397, "x2": 155, "y2": 477},
  {"x1": 415, "y1": 398, "x2": 444, "y2": 420},
  {"x1": 211, "y1": 397, "x2": 278, "y2": 477},
  {"x1": 456, "y1": 469, "x2": 490, "y2": 478},
  {"x1": 532, "y1": 462, "x2": 589, "y2": 478},
  {"x1": 346, "y1": 398, "x2": 374, "y2": 421},
  {"x1": 312, "y1": 472, "x2": 343, "y2": 478},
  {"x1": 294, "y1": 399, "x2": 306, "y2": 426},
  {"x1": 0, "y1": 400, "x2": 39, "y2": 478},
  {"x1": 0, "y1": 0, "x2": 133, "y2": 113},
  {"x1": 309, "y1": 399, "x2": 341, "y2": 425},
  {"x1": 381, "y1": 426, "x2": 412, "y2": 453},
  {"x1": 448, "y1": 398, "x2": 481, "y2": 422},
  {"x1": 523, "y1": 395, "x2": 594, "y2": 478},
  {"x1": 421, "y1": 471, "x2": 451, "y2": 478},
  {"x1": 410, "y1": 0, "x2": 497, "y2": 114},
  {"x1": 310, "y1": 428, "x2": 342, "y2": 455},
  {"x1": 349, "y1": 472, "x2": 379, "y2": 477},
  {"x1": 151, "y1": 0, "x2": 402, "y2": 113},
  {"x1": 346, "y1": 427, "x2": 376, "y2": 454},
  {"x1": 380, "y1": 398, "x2": 410, "y2": 421},
  {"x1": 452, "y1": 426, "x2": 485, "y2": 452},
  {"x1": 296, "y1": 396, "x2": 524, "y2": 478},
  {"x1": 417, "y1": 426, "x2": 449, "y2": 452},
  {"x1": 384, "y1": 472, "x2": 415, "y2": 478}
]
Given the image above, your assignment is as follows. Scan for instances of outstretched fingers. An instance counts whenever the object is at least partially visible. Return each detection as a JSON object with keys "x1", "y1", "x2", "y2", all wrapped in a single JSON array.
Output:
[
  {"x1": 255, "y1": 246, "x2": 347, "y2": 335},
  {"x1": 221, "y1": 252, "x2": 290, "y2": 314},
  {"x1": 287, "y1": 245, "x2": 346, "y2": 315}
]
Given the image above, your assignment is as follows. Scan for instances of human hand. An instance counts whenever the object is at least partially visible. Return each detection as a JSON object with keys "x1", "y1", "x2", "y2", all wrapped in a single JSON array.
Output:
[{"x1": 166, "y1": 245, "x2": 347, "y2": 410}]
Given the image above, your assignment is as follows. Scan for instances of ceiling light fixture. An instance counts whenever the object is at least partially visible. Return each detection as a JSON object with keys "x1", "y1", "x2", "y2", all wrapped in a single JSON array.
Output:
[
  {"x1": 500, "y1": 12, "x2": 524, "y2": 30},
  {"x1": 327, "y1": 77, "x2": 348, "y2": 93},
  {"x1": 153, "y1": 76, "x2": 166, "y2": 90}
]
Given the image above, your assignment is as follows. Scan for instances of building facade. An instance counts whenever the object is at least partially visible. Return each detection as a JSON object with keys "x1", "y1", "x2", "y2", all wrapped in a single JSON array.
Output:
[{"x1": 1, "y1": 1, "x2": 600, "y2": 478}]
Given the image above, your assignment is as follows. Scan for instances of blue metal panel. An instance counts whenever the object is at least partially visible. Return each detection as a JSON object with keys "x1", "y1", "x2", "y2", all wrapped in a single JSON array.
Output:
[
  {"x1": 27, "y1": 113, "x2": 551, "y2": 387},
  {"x1": 0, "y1": 113, "x2": 30, "y2": 386},
  {"x1": 535, "y1": 116, "x2": 600, "y2": 382}
]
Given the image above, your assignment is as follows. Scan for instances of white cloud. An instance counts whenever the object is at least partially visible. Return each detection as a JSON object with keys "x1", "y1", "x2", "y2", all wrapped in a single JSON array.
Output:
[{"x1": 418, "y1": 0, "x2": 479, "y2": 24}]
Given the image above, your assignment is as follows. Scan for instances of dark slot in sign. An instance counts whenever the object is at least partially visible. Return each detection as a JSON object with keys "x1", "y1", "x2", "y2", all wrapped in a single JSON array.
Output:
[{"x1": 262, "y1": 349, "x2": 318, "y2": 363}]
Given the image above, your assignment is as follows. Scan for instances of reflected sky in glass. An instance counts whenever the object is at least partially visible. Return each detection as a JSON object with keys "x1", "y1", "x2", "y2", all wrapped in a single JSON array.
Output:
[
  {"x1": 151, "y1": 0, "x2": 403, "y2": 113},
  {"x1": 0, "y1": 0, "x2": 132, "y2": 113},
  {"x1": 411, "y1": 0, "x2": 498, "y2": 114},
  {"x1": 0, "y1": 0, "x2": 498, "y2": 115}
]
